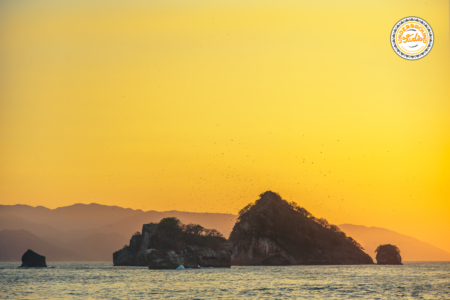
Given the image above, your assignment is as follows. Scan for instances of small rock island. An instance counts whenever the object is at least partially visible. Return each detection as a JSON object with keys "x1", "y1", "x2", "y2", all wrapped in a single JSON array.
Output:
[
  {"x1": 21, "y1": 249, "x2": 47, "y2": 268},
  {"x1": 113, "y1": 217, "x2": 231, "y2": 269},
  {"x1": 229, "y1": 191, "x2": 374, "y2": 265},
  {"x1": 375, "y1": 244, "x2": 402, "y2": 265}
]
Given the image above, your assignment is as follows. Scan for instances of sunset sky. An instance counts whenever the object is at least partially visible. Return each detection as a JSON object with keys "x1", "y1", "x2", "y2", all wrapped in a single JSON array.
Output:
[{"x1": 1, "y1": 0, "x2": 449, "y2": 252}]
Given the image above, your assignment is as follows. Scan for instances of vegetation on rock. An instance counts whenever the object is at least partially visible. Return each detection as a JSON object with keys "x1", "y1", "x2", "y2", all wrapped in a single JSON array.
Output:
[
  {"x1": 230, "y1": 191, "x2": 374, "y2": 265},
  {"x1": 113, "y1": 217, "x2": 230, "y2": 268},
  {"x1": 145, "y1": 217, "x2": 227, "y2": 251},
  {"x1": 236, "y1": 191, "x2": 365, "y2": 251},
  {"x1": 375, "y1": 244, "x2": 402, "y2": 265},
  {"x1": 375, "y1": 244, "x2": 400, "y2": 254}
]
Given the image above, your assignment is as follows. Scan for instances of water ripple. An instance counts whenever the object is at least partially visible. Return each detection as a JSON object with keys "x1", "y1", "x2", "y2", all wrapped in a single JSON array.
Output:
[{"x1": 0, "y1": 262, "x2": 449, "y2": 299}]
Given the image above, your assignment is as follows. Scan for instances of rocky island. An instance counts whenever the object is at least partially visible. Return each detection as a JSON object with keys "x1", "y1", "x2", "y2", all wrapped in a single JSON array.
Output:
[
  {"x1": 375, "y1": 244, "x2": 402, "y2": 265},
  {"x1": 229, "y1": 191, "x2": 374, "y2": 265},
  {"x1": 113, "y1": 217, "x2": 231, "y2": 269},
  {"x1": 21, "y1": 249, "x2": 47, "y2": 267}
]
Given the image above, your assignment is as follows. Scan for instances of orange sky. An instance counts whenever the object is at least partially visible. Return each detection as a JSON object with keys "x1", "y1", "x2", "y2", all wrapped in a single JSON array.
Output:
[{"x1": 1, "y1": 0, "x2": 449, "y2": 252}]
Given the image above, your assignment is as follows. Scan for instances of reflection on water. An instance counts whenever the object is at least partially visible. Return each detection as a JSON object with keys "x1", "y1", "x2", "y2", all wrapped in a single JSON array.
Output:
[{"x1": 0, "y1": 262, "x2": 449, "y2": 299}]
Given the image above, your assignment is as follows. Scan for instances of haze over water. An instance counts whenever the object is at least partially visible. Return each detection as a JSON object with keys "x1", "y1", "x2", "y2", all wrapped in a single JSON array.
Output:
[{"x1": 1, "y1": 262, "x2": 449, "y2": 299}]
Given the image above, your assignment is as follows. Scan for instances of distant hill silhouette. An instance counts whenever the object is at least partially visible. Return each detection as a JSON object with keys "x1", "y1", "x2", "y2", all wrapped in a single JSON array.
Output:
[
  {"x1": 338, "y1": 224, "x2": 450, "y2": 261},
  {"x1": 0, "y1": 230, "x2": 82, "y2": 262},
  {"x1": 0, "y1": 204, "x2": 142, "y2": 231},
  {"x1": 1, "y1": 203, "x2": 448, "y2": 262},
  {"x1": 0, "y1": 204, "x2": 237, "y2": 237},
  {"x1": 95, "y1": 210, "x2": 237, "y2": 239},
  {"x1": 0, "y1": 204, "x2": 236, "y2": 262},
  {"x1": 65, "y1": 232, "x2": 128, "y2": 261},
  {"x1": 0, "y1": 214, "x2": 63, "y2": 237}
]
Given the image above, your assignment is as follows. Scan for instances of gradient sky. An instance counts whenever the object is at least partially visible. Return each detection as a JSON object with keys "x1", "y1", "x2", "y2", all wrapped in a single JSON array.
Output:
[{"x1": 1, "y1": 0, "x2": 449, "y2": 252}]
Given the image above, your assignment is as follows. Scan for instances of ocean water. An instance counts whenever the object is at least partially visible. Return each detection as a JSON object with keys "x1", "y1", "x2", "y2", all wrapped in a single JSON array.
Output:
[{"x1": 0, "y1": 262, "x2": 449, "y2": 299}]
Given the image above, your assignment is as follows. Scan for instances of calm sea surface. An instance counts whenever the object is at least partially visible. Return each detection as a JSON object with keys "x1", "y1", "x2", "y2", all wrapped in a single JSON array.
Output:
[{"x1": 0, "y1": 262, "x2": 449, "y2": 299}]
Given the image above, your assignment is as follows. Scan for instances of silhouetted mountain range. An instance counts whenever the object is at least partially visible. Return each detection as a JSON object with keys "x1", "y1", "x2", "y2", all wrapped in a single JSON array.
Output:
[
  {"x1": 338, "y1": 224, "x2": 450, "y2": 261},
  {"x1": 0, "y1": 230, "x2": 81, "y2": 262},
  {"x1": 0, "y1": 203, "x2": 449, "y2": 262},
  {"x1": 0, "y1": 203, "x2": 236, "y2": 261}
]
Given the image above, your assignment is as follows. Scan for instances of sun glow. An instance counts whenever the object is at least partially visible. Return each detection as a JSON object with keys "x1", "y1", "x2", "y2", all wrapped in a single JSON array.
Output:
[{"x1": 0, "y1": 0, "x2": 449, "y2": 252}]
